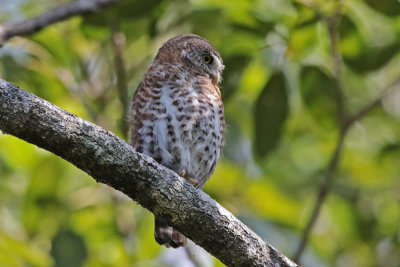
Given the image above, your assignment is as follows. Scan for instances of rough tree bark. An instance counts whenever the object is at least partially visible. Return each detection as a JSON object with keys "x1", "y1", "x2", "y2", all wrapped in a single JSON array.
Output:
[{"x1": 0, "y1": 79, "x2": 298, "y2": 267}]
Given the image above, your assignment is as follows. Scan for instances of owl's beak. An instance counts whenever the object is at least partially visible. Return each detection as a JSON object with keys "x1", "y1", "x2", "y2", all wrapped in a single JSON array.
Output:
[{"x1": 211, "y1": 73, "x2": 220, "y2": 85}]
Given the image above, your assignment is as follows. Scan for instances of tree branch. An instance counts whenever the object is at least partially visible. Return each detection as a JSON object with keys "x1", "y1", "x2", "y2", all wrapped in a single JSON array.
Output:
[
  {"x1": 293, "y1": 76, "x2": 400, "y2": 262},
  {"x1": 293, "y1": 3, "x2": 346, "y2": 261},
  {"x1": 110, "y1": 22, "x2": 130, "y2": 138},
  {"x1": 293, "y1": 127, "x2": 346, "y2": 262},
  {"x1": 0, "y1": 0, "x2": 119, "y2": 44},
  {"x1": 0, "y1": 79, "x2": 298, "y2": 267}
]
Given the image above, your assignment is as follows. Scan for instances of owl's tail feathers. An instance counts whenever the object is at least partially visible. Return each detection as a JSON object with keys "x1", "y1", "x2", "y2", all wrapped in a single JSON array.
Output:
[{"x1": 154, "y1": 218, "x2": 186, "y2": 248}]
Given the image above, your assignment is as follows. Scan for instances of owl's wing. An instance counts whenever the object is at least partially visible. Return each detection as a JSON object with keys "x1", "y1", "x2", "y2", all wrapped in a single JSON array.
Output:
[
  {"x1": 130, "y1": 81, "x2": 148, "y2": 148},
  {"x1": 129, "y1": 78, "x2": 180, "y2": 174},
  {"x1": 130, "y1": 81, "x2": 161, "y2": 160}
]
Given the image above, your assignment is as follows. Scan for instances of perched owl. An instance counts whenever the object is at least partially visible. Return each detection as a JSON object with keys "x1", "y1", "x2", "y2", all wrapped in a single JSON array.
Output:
[{"x1": 130, "y1": 34, "x2": 225, "y2": 248}]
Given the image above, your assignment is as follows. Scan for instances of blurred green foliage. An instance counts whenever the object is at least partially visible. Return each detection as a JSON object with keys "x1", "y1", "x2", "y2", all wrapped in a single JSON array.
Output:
[{"x1": 0, "y1": 0, "x2": 400, "y2": 266}]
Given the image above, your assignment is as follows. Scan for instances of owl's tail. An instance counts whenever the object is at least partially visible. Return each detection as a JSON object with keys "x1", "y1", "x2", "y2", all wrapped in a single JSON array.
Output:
[{"x1": 154, "y1": 218, "x2": 186, "y2": 248}]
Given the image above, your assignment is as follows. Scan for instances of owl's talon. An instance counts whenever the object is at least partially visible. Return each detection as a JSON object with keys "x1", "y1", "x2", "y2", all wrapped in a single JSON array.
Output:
[
  {"x1": 180, "y1": 170, "x2": 186, "y2": 178},
  {"x1": 187, "y1": 177, "x2": 198, "y2": 187},
  {"x1": 180, "y1": 170, "x2": 198, "y2": 187}
]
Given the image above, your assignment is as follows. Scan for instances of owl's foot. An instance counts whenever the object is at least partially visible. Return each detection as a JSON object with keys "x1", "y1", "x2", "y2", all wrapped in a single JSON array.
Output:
[
  {"x1": 180, "y1": 170, "x2": 199, "y2": 187},
  {"x1": 155, "y1": 219, "x2": 186, "y2": 248},
  {"x1": 186, "y1": 177, "x2": 198, "y2": 187}
]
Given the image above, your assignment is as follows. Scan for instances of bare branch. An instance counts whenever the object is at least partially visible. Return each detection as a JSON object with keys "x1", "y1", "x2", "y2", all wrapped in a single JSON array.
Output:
[
  {"x1": 293, "y1": 2, "x2": 344, "y2": 261},
  {"x1": 0, "y1": 79, "x2": 298, "y2": 267},
  {"x1": 294, "y1": 76, "x2": 400, "y2": 262},
  {"x1": 292, "y1": 3, "x2": 400, "y2": 258},
  {"x1": 293, "y1": 128, "x2": 346, "y2": 262},
  {"x1": 0, "y1": 0, "x2": 119, "y2": 44},
  {"x1": 110, "y1": 22, "x2": 130, "y2": 138}
]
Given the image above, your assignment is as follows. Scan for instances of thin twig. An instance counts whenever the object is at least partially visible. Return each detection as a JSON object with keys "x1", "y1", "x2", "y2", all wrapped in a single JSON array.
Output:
[
  {"x1": 293, "y1": 76, "x2": 400, "y2": 262},
  {"x1": 110, "y1": 22, "x2": 130, "y2": 138},
  {"x1": 293, "y1": 126, "x2": 346, "y2": 262},
  {"x1": 344, "y1": 76, "x2": 400, "y2": 129},
  {"x1": 0, "y1": 0, "x2": 119, "y2": 44},
  {"x1": 293, "y1": 0, "x2": 400, "y2": 261},
  {"x1": 294, "y1": 1, "x2": 345, "y2": 261}
]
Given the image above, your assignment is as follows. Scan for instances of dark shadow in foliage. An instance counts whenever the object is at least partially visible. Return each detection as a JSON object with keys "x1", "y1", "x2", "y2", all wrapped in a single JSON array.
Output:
[
  {"x1": 112, "y1": 0, "x2": 165, "y2": 19},
  {"x1": 81, "y1": 0, "x2": 164, "y2": 40},
  {"x1": 365, "y1": 0, "x2": 400, "y2": 17},
  {"x1": 345, "y1": 43, "x2": 400, "y2": 73},
  {"x1": 0, "y1": 155, "x2": 12, "y2": 175},
  {"x1": 340, "y1": 15, "x2": 400, "y2": 73},
  {"x1": 181, "y1": 8, "x2": 224, "y2": 28},
  {"x1": 254, "y1": 72, "x2": 288, "y2": 158},
  {"x1": 231, "y1": 14, "x2": 275, "y2": 36},
  {"x1": 51, "y1": 229, "x2": 88, "y2": 267},
  {"x1": 221, "y1": 54, "x2": 250, "y2": 102},
  {"x1": 378, "y1": 142, "x2": 400, "y2": 158},
  {"x1": 300, "y1": 66, "x2": 340, "y2": 128},
  {"x1": 180, "y1": 8, "x2": 226, "y2": 39},
  {"x1": 223, "y1": 116, "x2": 246, "y2": 163}
]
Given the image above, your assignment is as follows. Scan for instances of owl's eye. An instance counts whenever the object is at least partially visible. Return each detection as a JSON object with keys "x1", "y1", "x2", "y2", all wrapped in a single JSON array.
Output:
[{"x1": 202, "y1": 54, "x2": 213, "y2": 64}]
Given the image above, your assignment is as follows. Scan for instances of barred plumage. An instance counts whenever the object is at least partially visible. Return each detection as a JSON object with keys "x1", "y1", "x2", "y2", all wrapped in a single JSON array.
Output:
[{"x1": 130, "y1": 34, "x2": 225, "y2": 248}]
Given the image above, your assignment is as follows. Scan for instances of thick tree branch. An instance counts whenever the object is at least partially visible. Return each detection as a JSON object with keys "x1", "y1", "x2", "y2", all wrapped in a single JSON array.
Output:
[
  {"x1": 0, "y1": 0, "x2": 119, "y2": 44},
  {"x1": 0, "y1": 79, "x2": 298, "y2": 267}
]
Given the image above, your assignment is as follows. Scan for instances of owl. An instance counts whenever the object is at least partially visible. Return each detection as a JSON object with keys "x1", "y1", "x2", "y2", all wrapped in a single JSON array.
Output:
[{"x1": 130, "y1": 34, "x2": 225, "y2": 248}]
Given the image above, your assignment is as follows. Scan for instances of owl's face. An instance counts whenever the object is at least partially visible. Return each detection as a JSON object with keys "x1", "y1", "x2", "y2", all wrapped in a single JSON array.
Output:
[
  {"x1": 183, "y1": 44, "x2": 224, "y2": 85},
  {"x1": 155, "y1": 34, "x2": 224, "y2": 85}
]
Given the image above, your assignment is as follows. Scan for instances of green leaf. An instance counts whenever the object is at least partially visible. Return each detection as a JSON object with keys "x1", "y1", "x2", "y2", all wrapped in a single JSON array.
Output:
[
  {"x1": 113, "y1": 0, "x2": 165, "y2": 19},
  {"x1": 82, "y1": 0, "x2": 164, "y2": 26},
  {"x1": 300, "y1": 66, "x2": 340, "y2": 128},
  {"x1": 254, "y1": 72, "x2": 288, "y2": 158},
  {"x1": 340, "y1": 15, "x2": 400, "y2": 72},
  {"x1": 365, "y1": 0, "x2": 400, "y2": 17},
  {"x1": 378, "y1": 142, "x2": 400, "y2": 158},
  {"x1": 80, "y1": 0, "x2": 164, "y2": 40},
  {"x1": 344, "y1": 43, "x2": 400, "y2": 73},
  {"x1": 51, "y1": 229, "x2": 87, "y2": 267}
]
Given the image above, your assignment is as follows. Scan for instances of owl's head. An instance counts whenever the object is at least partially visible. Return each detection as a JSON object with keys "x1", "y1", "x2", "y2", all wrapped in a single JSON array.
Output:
[{"x1": 156, "y1": 34, "x2": 224, "y2": 85}]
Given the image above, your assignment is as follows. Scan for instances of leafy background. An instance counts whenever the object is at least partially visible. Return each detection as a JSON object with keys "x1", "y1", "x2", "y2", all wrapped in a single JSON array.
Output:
[{"x1": 1, "y1": 0, "x2": 400, "y2": 266}]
